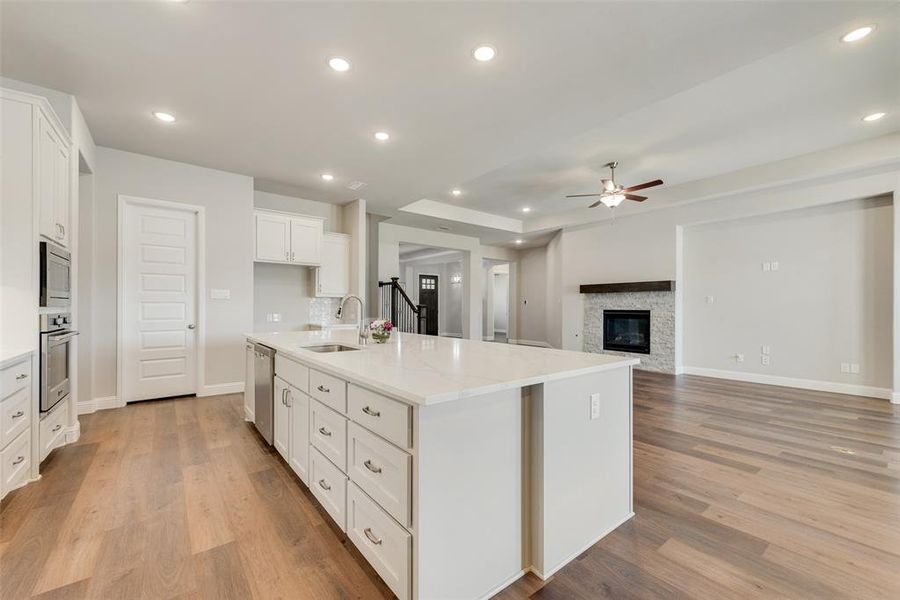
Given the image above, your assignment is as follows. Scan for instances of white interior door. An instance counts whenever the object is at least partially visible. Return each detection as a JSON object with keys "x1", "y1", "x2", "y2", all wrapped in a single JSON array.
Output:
[{"x1": 123, "y1": 201, "x2": 197, "y2": 402}]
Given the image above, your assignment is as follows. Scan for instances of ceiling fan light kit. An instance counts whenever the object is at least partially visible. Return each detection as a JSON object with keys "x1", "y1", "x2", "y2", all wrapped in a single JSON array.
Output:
[{"x1": 567, "y1": 160, "x2": 663, "y2": 209}]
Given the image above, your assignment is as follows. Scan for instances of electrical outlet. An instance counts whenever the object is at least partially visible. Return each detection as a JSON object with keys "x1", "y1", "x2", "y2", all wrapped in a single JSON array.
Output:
[
  {"x1": 841, "y1": 363, "x2": 850, "y2": 373},
  {"x1": 761, "y1": 345, "x2": 770, "y2": 356},
  {"x1": 705, "y1": 295, "x2": 715, "y2": 304},
  {"x1": 210, "y1": 288, "x2": 231, "y2": 300},
  {"x1": 761, "y1": 355, "x2": 770, "y2": 366},
  {"x1": 850, "y1": 363, "x2": 860, "y2": 374},
  {"x1": 771, "y1": 261, "x2": 779, "y2": 271},
  {"x1": 735, "y1": 353, "x2": 745, "y2": 363},
  {"x1": 272, "y1": 313, "x2": 281, "y2": 322},
  {"x1": 762, "y1": 262, "x2": 771, "y2": 271},
  {"x1": 266, "y1": 313, "x2": 273, "y2": 322},
  {"x1": 590, "y1": 393, "x2": 601, "y2": 420}
]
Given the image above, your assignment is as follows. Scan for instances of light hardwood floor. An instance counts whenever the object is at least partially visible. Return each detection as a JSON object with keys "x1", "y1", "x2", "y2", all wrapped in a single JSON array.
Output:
[{"x1": 2, "y1": 372, "x2": 898, "y2": 599}]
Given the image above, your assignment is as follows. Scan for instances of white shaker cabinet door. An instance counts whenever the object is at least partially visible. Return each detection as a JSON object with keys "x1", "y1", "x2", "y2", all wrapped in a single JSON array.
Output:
[
  {"x1": 255, "y1": 213, "x2": 291, "y2": 262},
  {"x1": 273, "y1": 376, "x2": 291, "y2": 461},
  {"x1": 289, "y1": 216, "x2": 322, "y2": 265},
  {"x1": 288, "y1": 385, "x2": 309, "y2": 484}
]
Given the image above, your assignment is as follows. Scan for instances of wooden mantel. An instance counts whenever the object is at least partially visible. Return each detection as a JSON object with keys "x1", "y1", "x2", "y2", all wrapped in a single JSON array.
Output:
[{"x1": 579, "y1": 280, "x2": 676, "y2": 294}]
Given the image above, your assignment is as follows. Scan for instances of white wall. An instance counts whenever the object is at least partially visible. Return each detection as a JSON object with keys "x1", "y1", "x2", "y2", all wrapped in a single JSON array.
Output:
[
  {"x1": 91, "y1": 147, "x2": 254, "y2": 400},
  {"x1": 517, "y1": 246, "x2": 548, "y2": 344},
  {"x1": 684, "y1": 197, "x2": 893, "y2": 390},
  {"x1": 255, "y1": 190, "x2": 343, "y2": 231},
  {"x1": 545, "y1": 231, "x2": 563, "y2": 348}
]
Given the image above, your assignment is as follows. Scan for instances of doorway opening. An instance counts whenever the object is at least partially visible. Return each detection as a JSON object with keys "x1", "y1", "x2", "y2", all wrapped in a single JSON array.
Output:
[
  {"x1": 483, "y1": 259, "x2": 513, "y2": 344},
  {"x1": 397, "y1": 243, "x2": 464, "y2": 337}
]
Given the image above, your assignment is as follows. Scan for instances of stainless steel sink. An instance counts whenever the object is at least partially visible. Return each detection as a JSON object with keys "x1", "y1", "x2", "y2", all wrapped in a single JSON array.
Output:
[{"x1": 302, "y1": 344, "x2": 360, "y2": 353}]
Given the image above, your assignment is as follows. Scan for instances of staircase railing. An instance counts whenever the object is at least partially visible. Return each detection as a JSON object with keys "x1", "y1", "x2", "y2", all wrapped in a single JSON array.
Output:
[{"x1": 378, "y1": 277, "x2": 428, "y2": 334}]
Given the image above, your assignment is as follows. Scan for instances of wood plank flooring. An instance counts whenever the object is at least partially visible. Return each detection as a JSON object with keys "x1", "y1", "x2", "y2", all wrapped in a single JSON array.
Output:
[{"x1": 2, "y1": 372, "x2": 898, "y2": 599}]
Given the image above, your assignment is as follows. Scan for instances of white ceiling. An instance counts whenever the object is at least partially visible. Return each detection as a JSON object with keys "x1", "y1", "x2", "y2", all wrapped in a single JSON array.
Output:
[{"x1": 2, "y1": 1, "x2": 897, "y2": 243}]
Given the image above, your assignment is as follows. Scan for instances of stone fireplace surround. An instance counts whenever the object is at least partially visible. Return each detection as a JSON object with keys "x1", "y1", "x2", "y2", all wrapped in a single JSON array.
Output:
[{"x1": 581, "y1": 281, "x2": 676, "y2": 374}]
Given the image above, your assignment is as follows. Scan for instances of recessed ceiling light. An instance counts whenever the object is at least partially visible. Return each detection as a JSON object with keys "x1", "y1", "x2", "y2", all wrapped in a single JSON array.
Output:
[
  {"x1": 321, "y1": 173, "x2": 334, "y2": 181},
  {"x1": 514, "y1": 239, "x2": 523, "y2": 245},
  {"x1": 522, "y1": 207, "x2": 531, "y2": 213},
  {"x1": 862, "y1": 112, "x2": 885, "y2": 122},
  {"x1": 841, "y1": 26, "x2": 874, "y2": 43},
  {"x1": 374, "y1": 131, "x2": 390, "y2": 142},
  {"x1": 473, "y1": 45, "x2": 496, "y2": 62},
  {"x1": 451, "y1": 189, "x2": 462, "y2": 196},
  {"x1": 328, "y1": 57, "x2": 351, "y2": 72},
  {"x1": 153, "y1": 111, "x2": 176, "y2": 123}
]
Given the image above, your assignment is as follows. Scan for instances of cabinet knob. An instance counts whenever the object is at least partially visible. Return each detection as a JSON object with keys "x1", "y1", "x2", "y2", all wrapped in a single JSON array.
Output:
[
  {"x1": 15, "y1": 373, "x2": 27, "y2": 380},
  {"x1": 187, "y1": 324, "x2": 196, "y2": 330}
]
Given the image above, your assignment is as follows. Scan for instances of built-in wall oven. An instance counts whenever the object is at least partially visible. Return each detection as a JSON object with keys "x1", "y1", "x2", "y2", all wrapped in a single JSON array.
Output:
[
  {"x1": 40, "y1": 241, "x2": 72, "y2": 307},
  {"x1": 40, "y1": 312, "x2": 78, "y2": 413}
]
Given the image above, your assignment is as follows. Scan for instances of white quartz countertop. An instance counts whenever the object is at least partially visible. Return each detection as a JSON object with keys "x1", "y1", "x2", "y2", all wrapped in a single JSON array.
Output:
[
  {"x1": 246, "y1": 330, "x2": 638, "y2": 406},
  {"x1": 0, "y1": 348, "x2": 34, "y2": 370}
]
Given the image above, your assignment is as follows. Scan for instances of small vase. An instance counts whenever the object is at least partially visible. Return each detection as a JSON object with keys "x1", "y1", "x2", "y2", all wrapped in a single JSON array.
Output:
[{"x1": 372, "y1": 331, "x2": 391, "y2": 344}]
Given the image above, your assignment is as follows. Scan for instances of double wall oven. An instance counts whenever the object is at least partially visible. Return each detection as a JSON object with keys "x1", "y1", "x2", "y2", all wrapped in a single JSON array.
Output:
[{"x1": 40, "y1": 313, "x2": 77, "y2": 413}]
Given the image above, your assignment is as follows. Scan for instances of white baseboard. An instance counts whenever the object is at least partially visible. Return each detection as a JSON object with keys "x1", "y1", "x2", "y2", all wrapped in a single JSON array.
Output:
[
  {"x1": 892, "y1": 391, "x2": 900, "y2": 404},
  {"x1": 77, "y1": 395, "x2": 124, "y2": 415},
  {"x1": 510, "y1": 339, "x2": 553, "y2": 348},
  {"x1": 197, "y1": 381, "x2": 244, "y2": 397},
  {"x1": 674, "y1": 365, "x2": 686, "y2": 375},
  {"x1": 482, "y1": 336, "x2": 494, "y2": 341},
  {"x1": 64, "y1": 420, "x2": 81, "y2": 443},
  {"x1": 494, "y1": 329, "x2": 507, "y2": 335},
  {"x1": 532, "y1": 511, "x2": 635, "y2": 580},
  {"x1": 683, "y1": 367, "x2": 894, "y2": 400},
  {"x1": 478, "y1": 569, "x2": 527, "y2": 600},
  {"x1": 244, "y1": 406, "x2": 254, "y2": 422}
]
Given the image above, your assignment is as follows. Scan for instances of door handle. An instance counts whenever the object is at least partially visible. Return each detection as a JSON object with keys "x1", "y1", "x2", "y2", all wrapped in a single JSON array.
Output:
[{"x1": 187, "y1": 324, "x2": 196, "y2": 330}]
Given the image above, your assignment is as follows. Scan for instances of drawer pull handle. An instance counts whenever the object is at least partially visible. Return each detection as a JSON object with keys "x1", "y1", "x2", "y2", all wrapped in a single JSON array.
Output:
[
  {"x1": 318, "y1": 479, "x2": 331, "y2": 491},
  {"x1": 316, "y1": 384, "x2": 330, "y2": 393},
  {"x1": 52, "y1": 424, "x2": 62, "y2": 432},
  {"x1": 318, "y1": 426, "x2": 332, "y2": 437},
  {"x1": 12, "y1": 455, "x2": 24, "y2": 466},
  {"x1": 362, "y1": 406, "x2": 381, "y2": 418},
  {"x1": 364, "y1": 527, "x2": 382, "y2": 545},
  {"x1": 15, "y1": 373, "x2": 28, "y2": 380},
  {"x1": 11, "y1": 410, "x2": 25, "y2": 419},
  {"x1": 364, "y1": 459, "x2": 382, "y2": 474}
]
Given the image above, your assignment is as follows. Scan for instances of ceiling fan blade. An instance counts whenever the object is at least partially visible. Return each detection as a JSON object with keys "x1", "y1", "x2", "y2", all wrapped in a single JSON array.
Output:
[
  {"x1": 624, "y1": 194, "x2": 647, "y2": 202},
  {"x1": 622, "y1": 179, "x2": 663, "y2": 193},
  {"x1": 566, "y1": 193, "x2": 604, "y2": 198},
  {"x1": 589, "y1": 199, "x2": 605, "y2": 208}
]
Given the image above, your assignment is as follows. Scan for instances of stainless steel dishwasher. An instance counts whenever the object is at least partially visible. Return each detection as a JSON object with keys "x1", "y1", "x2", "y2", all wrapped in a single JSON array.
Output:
[{"x1": 252, "y1": 344, "x2": 275, "y2": 444}]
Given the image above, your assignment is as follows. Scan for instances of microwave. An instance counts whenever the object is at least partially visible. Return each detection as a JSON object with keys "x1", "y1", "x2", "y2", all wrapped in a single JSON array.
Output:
[{"x1": 40, "y1": 241, "x2": 71, "y2": 307}]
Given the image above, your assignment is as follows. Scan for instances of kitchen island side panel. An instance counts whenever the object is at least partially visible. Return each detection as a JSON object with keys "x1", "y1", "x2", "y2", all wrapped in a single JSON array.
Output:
[
  {"x1": 535, "y1": 365, "x2": 633, "y2": 577},
  {"x1": 414, "y1": 388, "x2": 524, "y2": 600}
]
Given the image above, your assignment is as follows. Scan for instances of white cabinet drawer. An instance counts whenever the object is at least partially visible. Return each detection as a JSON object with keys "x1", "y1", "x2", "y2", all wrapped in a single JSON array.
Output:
[
  {"x1": 1, "y1": 429, "x2": 31, "y2": 498},
  {"x1": 275, "y1": 354, "x2": 309, "y2": 392},
  {"x1": 310, "y1": 400, "x2": 347, "y2": 472},
  {"x1": 348, "y1": 422, "x2": 411, "y2": 527},
  {"x1": 309, "y1": 369, "x2": 346, "y2": 413},
  {"x1": 348, "y1": 384, "x2": 412, "y2": 449},
  {"x1": 310, "y1": 446, "x2": 348, "y2": 532},
  {"x1": 347, "y1": 482, "x2": 411, "y2": 600},
  {"x1": 1, "y1": 357, "x2": 31, "y2": 402},
  {"x1": 0, "y1": 387, "x2": 31, "y2": 449},
  {"x1": 39, "y1": 401, "x2": 68, "y2": 462}
]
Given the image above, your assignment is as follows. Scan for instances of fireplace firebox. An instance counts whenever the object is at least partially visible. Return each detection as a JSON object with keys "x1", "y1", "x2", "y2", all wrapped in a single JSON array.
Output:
[{"x1": 603, "y1": 310, "x2": 650, "y2": 354}]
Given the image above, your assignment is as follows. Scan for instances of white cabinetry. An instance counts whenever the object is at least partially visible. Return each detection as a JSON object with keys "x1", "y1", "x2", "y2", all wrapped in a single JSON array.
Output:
[
  {"x1": 1, "y1": 355, "x2": 35, "y2": 500},
  {"x1": 273, "y1": 356, "x2": 311, "y2": 484},
  {"x1": 38, "y1": 109, "x2": 71, "y2": 247},
  {"x1": 254, "y1": 210, "x2": 323, "y2": 266},
  {"x1": 273, "y1": 376, "x2": 291, "y2": 460},
  {"x1": 315, "y1": 233, "x2": 350, "y2": 297}
]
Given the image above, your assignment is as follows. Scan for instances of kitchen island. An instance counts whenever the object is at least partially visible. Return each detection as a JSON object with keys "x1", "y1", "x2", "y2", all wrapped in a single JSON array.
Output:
[{"x1": 245, "y1": 329, "x2": 637, "y2": 600}]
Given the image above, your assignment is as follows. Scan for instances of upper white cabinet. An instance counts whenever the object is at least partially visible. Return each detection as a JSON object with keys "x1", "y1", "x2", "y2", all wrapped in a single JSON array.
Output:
[
  {"x1": 315, "y1": 233, "x2": 350, "y2": 297},
  {"x1": 38, "y1": 110, "x2": 71, "y2": 248},
  {"x1": 254, "y1": 210, "x2": 323, "y2": 266}
]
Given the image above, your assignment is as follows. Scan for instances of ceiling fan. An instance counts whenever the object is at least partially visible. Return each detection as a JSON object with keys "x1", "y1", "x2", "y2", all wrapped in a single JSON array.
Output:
[{"x1": 567, "y1": 161, "x2": 663, "y2": 208}]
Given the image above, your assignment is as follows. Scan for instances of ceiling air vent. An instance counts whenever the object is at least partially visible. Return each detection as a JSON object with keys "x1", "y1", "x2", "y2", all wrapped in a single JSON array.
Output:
[
  {"x1": 346, "y1": 181, "x2": 367, "y2": 191},
  {"x1": 436, "y1": 226, "x2": 451, "y2": 232}
]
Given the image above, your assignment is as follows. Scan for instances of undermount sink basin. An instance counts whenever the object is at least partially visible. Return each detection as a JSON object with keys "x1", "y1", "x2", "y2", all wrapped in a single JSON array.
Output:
[{"x1": 302, "y1": 344, "x2": 360, "y2": 353}]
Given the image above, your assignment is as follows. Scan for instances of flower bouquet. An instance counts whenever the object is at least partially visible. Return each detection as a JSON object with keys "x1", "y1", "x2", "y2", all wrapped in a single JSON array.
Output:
[{"x1": 369, "y1": 319, "x2": 394, "y2": 343}]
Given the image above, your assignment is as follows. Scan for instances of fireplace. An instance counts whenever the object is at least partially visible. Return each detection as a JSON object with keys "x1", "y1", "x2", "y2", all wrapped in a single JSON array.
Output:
[{"x1": 603, "y1": 310, "x2": 650, "y2": 354}]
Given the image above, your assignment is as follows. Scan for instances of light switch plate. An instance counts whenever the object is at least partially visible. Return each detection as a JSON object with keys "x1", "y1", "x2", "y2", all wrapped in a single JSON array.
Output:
[
  {"x1": 210, "y1": 288, "x2": 231, "y2": 300},
  {"x1": 841, "y1": 363, "x2": 850, "y2": 373},
  {"x1": 761, "y1": 355, "x2": 770, "y2": 366},
  {"x1": 850, "y1": 363, "x2": 860, "y2": 374},
  {"x1": 590, "y1": 393, "x2": 601, "y2": 420}
]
